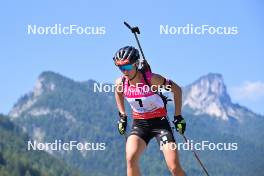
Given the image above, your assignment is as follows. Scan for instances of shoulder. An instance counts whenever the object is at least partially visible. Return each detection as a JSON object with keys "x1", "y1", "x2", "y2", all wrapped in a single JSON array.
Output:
[
  {"x1": 151, "y1": 73, "x2": 163, "y2": 80},
  {"x1": 115, "y1": 77, "x2": 125, "y2": 94},
  {"x1": 140, "y1": 71, "x2": 162, "y2": 80},
  {"x1": 115, "y1": 76, "x2": 124, "y2": 86},
  {"x1": 151, "y1": 73, "x2": 164, "y2": 81},
  {"x1": 149, "y1": 73, "x2": 165, "y2": 86}
]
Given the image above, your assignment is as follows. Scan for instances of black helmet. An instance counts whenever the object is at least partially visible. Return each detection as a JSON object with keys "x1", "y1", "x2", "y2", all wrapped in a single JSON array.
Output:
[{"x1": 113, "y1": 46, "x2": 140, "y2": 66}]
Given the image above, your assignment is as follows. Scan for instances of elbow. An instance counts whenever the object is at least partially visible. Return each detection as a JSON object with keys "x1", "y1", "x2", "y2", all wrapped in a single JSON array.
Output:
[{"x1": 172, "y1": 82, "x2": 182, "y2": 96}]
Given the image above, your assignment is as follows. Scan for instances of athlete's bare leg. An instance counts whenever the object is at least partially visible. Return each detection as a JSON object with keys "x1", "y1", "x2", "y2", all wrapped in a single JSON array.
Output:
[{"x1": 126, "y1": 135, "x2": 147, "y2": 176}]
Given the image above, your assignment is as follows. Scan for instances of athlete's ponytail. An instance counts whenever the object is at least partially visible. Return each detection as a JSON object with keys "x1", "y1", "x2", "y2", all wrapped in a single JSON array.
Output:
[{"x1": 140, "y1": 60, "x2": 152, "y2": 73}]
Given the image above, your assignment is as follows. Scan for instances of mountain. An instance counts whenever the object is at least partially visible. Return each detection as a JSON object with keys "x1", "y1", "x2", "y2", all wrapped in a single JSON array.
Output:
[
  {"x1": 183, "y1": 73, "x2": 257, "y2": 121},
  {"x1": 182, "y1": 73, "x2": 264, "y2": 144},
  {"x1": 7, "y1": 71, "x2": 264, "y2": 176},
  {"x1": 0, "y1": 114, "x2": 80, "y2": 176},
  {"x1": 8, "y1": 71, "x2": 125, "y2": 176}
]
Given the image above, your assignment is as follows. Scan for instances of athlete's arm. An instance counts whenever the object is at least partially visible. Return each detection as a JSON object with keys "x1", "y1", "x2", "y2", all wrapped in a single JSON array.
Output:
[
  {"x1": 151, "y1": 74, "x2": 182, "y2": 116},
  {"x1": 114, "y1": 77, "x2": 126, "y2": 115}
]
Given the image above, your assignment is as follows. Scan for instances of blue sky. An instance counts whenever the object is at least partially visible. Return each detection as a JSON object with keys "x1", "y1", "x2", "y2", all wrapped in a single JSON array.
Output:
[{"x1": 0, "y1": 0, "x2": 263, "y2": 115}]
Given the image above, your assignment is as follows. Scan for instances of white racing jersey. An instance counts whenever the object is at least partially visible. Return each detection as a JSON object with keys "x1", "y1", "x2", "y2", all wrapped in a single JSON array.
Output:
[{"x1": 123, "y1": 72, "x2": 167, "y2": 119}]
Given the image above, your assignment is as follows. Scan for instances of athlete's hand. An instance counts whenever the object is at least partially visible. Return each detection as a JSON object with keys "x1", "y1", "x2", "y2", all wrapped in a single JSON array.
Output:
[
  {"x1": 173, "y1": 115, "x2": 186, "y2": 135},
  {"x1": 118, "y1": 113, "x2": 127, "y2": 135}
]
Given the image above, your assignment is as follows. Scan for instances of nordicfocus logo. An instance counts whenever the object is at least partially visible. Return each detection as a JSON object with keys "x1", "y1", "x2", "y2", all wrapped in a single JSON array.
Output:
[
  {"x1": 160, "y1": 140, "x2": 238, "y2": 151},
  {"x1": 160, "y1": 24, "x2": 239, "y2": 35},
  {"x1": 27, "y1": 24, "x2": 106, "y2": 35},
  {"x1": 93, "y1": 83, "x2": 172, "y2": 93},
  {"x1": 27, "y1": 140, "x2": 106, "y2": 151}
]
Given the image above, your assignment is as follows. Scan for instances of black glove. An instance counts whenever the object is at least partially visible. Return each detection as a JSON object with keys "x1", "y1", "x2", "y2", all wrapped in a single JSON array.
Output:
[
  {"x1": 172, "y1": 115, "x2": 186, "y2": 134},
  {"x1": 117, "y1": 112, "x2": 127, "y2": 135}
]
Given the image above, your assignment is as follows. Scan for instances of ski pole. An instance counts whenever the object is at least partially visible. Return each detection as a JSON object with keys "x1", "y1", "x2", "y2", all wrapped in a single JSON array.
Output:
[
  {"x1": 181, "y1": 134, "x2": 210, "y2": 176},
  {"x1": 181, "y1": 133, "x2": 210, "y2": 176},
  {"x1": 172, "y1": 127, "x2": 210, "y2": 176},
  {"x1": 124, "y1": 21, "x2": 146, "y2": 62},
  {"x1": 123, "y1": 21, "x2": 152, "y2": 72}
]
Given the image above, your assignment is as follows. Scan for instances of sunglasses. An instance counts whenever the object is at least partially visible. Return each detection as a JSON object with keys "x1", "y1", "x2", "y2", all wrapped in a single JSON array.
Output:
[{"x1": 118, "y1": 64, "x2": 133, "y2": 71}]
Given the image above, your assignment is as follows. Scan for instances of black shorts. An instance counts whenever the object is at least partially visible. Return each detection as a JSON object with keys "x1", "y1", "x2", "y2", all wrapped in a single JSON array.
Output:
[{"x1": 129, "y1": 116, "x2": 175, "y2": 145}]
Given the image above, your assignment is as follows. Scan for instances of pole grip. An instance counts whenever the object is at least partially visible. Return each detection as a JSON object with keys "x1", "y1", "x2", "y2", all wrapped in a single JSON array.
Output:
[
  {"x1": 124, "y1": 21, "x2": 140, "y2": 34},
  {"x1": 124, "y1": 21, "x2": 132, "y2": 30}
]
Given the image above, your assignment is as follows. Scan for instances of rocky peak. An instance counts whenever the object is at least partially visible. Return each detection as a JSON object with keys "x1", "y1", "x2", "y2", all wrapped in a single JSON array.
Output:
[{"x1": 183, "y1": 73, "x2": 233, "y2": 120}]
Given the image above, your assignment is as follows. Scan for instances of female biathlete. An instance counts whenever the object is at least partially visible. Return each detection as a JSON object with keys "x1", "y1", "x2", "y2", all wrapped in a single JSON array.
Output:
[{"x1": 113, "y1": 46, "x2": 186, "y2": 176}]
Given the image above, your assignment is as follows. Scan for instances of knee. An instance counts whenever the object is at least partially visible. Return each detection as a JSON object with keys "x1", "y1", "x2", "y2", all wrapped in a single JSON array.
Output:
[{"x1": 126, "y1": 153, "x2": 139, "y2": 166}]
